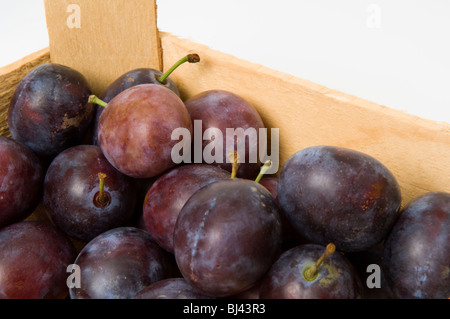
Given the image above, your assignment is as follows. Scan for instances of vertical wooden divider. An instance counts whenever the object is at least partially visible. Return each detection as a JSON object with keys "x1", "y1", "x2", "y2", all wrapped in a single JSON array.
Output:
[{"x1": 44, "y1": 0, "x2": 162, "y2": 95}]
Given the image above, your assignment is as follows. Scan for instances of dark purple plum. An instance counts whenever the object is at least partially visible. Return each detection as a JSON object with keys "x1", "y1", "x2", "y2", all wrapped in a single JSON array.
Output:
[
  {"x1": 43, "y1": 145, "x2": 136, "y2": 242},
  {"x1": 0, "y1": 220, "x2": 77, "y2": 299},
  {"x1": 259, "y1": 243, "x2": 363, "y2": 299},
  {"x1": 133, "y1": 278, "x2": 211, "y2": 299},
  {"x1": 142, "y1": 164, "x2": 230, "y2": 252},
  {"x1": 100, "y1": 67, "x2": 180, "y2": 102},
  {"x1": 8, "y1": 63, "x2": 94, "y2": 161},
  {"x1": 278, "y1": 145, "x2": 402, "y2": 252},
  {"x1": 97, "y1": 84, "x2": 192, "y2": 178},
  {"x1": 173, "y1": 178, "x2": 282, "y2": 297},
  {"x1": 259, "y1": 176, "x2": 309, "y2": 249},
  {"x1": 383, "y1": 192, "x2": 450, "y2": 299},
  {"x1": 70, "y1": 227, "x2": 173, "y2": 299},
  {"x1": 185, "y1": 90, "x2": 266, "y2": 179},
  {"x1": 346, "y1": 241, "x2": 394, "y2": 299},
  {"x1": 0, "y1": 136, "x2": 44, "y2": 228}
]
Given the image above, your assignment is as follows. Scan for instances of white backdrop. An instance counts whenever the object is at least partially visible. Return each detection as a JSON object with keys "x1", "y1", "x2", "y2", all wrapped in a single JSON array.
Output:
[{"x1": 1, "y1": 0, "x2": 449, "y2": 123}]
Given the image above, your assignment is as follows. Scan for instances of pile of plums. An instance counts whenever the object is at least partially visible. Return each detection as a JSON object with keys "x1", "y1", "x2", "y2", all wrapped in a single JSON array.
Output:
[{"x1": 0, "y1": 55, "x2": 448, "y2": 300}]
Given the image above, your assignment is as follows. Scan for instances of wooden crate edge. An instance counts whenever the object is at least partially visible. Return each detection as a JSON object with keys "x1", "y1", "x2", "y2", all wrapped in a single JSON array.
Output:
[
  {"x1": 160, "y1": 32, "x2": 450, "y2": 205},
  {"x1": 0, "y1": 48, "x2": 51, "y2": 137}
]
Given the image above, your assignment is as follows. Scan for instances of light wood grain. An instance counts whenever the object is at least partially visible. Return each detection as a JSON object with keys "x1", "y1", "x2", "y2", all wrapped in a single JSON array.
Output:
[
  {"x1": 160, "y1": 32, "x2": 450, "y2": 205},
  {"x1": 0, "y1": 48, "x2": 51, "y2": 137},
  {"x1": 44, "y1": 0, "x2": 161, "y2": 95}
]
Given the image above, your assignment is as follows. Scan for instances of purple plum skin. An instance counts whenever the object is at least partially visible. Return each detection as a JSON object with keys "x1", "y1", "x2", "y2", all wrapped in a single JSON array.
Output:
[
  {"x1": 0, "y1": 136, "x2": 44, "y2": 228},
  {"x1": 133, "y1": 278, "x2": 211, "y2": 299},
  {"x1": 92, "y1": 68, "x2": 179, "y2": 145},
  {"x1": 173, "y1": 178, "x2": 282, "y2": 297},
  {"x1": 259, "y1": 244, "x2": 363, "y2": 299},
  {"x1": 142, "y1": 164, "x2": 230, "y2": 252},
  {"x1": 185, "y1": 90, "x2": 266, "y2": 179},
  {"x1": 0, "y1": 221, "x2": 77, "y2": 299},
  {"x1": 259, "y1": 176, "x2": 309, "y2": 249},
  {"x1": 43, "y1": 145, "x2": 136, "y2": 242},
  {"x1": 8, "y1": 63, "x2": 94, "y2": 161},
  {"x1": 277, "y1": 145, "x2": 402, "y2": 252},
  {"x1": 98, "y1": 84, "x2": 192, "y2": 179},
  {"x1": 69, "y1": 227, "x2": 173, "y2": 299},
  {"x1": 383, "y1": 192, "x2": 450, "y2": 299}
]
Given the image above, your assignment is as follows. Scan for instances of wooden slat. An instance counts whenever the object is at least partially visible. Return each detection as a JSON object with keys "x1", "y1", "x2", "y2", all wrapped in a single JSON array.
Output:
[
  {"x1": 160, "y1": 32, "x2": 450, "y2": 205},
  {"x1": 0, "y1": 48, "x2": 51, "y2": 137},
  {"x1": 44, "y1": 0, "x2": 161, "y2": 95}
]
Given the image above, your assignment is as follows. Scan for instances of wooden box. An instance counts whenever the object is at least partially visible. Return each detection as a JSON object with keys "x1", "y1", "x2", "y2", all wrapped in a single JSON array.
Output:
[{"x1": 0, "y1": 0, "x2": 449, "y2": 210}]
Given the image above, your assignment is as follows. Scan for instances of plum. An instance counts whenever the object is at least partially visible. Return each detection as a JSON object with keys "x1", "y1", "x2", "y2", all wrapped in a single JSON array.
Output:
[
  {"x1": 43, "y1": 145, "x2": 136, "y2": 242},
  {"x1": 0, "y1": 136, "x2": 44, "y2": 228},
  {"x1": 0, "y1": 221, "x2": 77, "y2": 299},
  {"x1": 91, "y1": 54, "x2": 199, "y2": 145},
  {"x1": 97, "y1": 84, "x2": 192, "y2": 178},
  {"x1": 8, "y1": 63, "x2": 93, "y2": 161},
  {"x1": 173, "y1": 178, "x2": 282, "y2": 297},
  {"x1": 70, "y1": 227, "x2": 173, "y2": 299},
  {"x1": 277, "y1": 145, "x2": 402, "y2": 252},
  {"x1": 185, "y1": 90, "x2": 266, "y2": 179},
  {"x1": 91, "y1": 68, "x2": 178, "y2": 145},
  {"x1": 142, "y1": 164, "x2": 230, "y2": 252},
  {"x1": 259, "y1": 243, "x2": 363, "y2": 299},
  {"x1": 383, "y1": 191, "x2": 450, "y2": 299}
]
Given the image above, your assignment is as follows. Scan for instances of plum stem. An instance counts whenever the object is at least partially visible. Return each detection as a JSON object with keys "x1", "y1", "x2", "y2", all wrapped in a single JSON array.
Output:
[
  {"x1": 254, "y1": 160, "x2": 272, "y2": 183},
  {"x1": 303, "y1": 243, "x2": 336, "y2": 281},
  {"x1": 96, "y1": 172, "x2": 108, "y2": 206},
  {"x1": 229, "y1": 151, "x2": 240, "y2": 179},
  {"x1": 89, "y1": 95, "x2": 108, "y2": 108},
  {"x1": 157, "y1": 53, "x2": 200, "y2": 84}
]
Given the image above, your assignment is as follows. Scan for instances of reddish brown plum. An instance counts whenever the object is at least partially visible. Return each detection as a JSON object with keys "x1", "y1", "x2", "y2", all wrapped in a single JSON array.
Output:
[
  {"x1": 8, "y1": 63, "x2": 94, "y2": 161},
  {"x1": 173, "y1": 178, "x2": 282, "y2": 297},
  {"x1": 70, "y1": 227, "x2": 173, "y2": 299},
  {"x1": 0, "y1": 136, "x2": 44, "y2": 228},
  {"x1": 278, "y1": 145, "x2": 402, "y2": 252},
  {"x1": 98, "y1": 84, "x2": 192, "y2": 178},
  {"x1": 92, "y1": 68, "x2": 179, "y2": 145},
  {"x1": 259, "y1": 244, "x2": 363, "y2": 299},
  {"x1": 0, "y1": 221, "x2": 77, "y2": 299},
  {"x1": 43, "y1": 145, "x2": 136, "y2": 242},
  {"x1": 185, "y1": 90, "x2": 266, "y2": 179},
  {"x1": 142, "y1": 164, "x2": 230, "y2": 252},
  {"x1": 133, "y1": 278, "x2": 211, "y2": 299},
  {"x1": 383, "y1": 192, "x2": 450, "y2": 299}
]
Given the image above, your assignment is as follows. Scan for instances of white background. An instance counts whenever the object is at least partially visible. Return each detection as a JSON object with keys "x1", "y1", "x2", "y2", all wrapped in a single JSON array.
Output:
[{"x1": 1, "y1": 0, "x2": 449, "y2": 124}]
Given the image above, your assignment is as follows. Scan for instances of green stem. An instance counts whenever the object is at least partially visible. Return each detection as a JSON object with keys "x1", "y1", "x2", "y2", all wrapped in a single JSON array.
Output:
[
  {"x1": 303, "y1": 243, "x2": 336, "y2": 281},
  {"x1": 89, "y1": 95, "x2": 108, "y2": 108},
  {"x1": 254, "y1": 160, "x2": 272, "y2": 183},
  {"x1": 97, "y1": 172, "x2": 108, "y2": 206},
  {"x1": 229, "y1": 151, "x2": 240, "y2": 179},
  {"x1": 157, "y1": 53, "x2": 200, "y2": 84}
]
